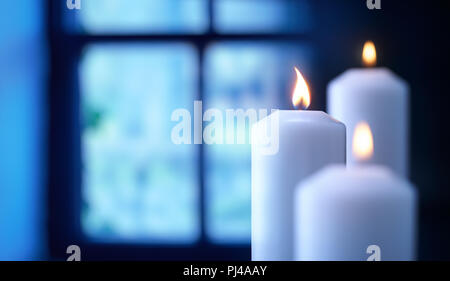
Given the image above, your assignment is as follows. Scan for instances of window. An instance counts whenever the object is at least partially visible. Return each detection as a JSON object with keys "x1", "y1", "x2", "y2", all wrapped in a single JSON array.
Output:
[
  {"x1": 80, "y1": 44, "x2": 200, "y2": 243},
  {"x1": 49, "y1": 0, "x2": 313, "y2": 259},
  {"x1": 70, "y1": 0, "x2": 208, "y2": 34}
]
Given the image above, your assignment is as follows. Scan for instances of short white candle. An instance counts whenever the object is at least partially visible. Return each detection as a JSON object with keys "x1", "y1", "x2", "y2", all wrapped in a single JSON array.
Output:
[
  {"x1": 327, "y1": 41, "x2": 409, "y2": 176},
  {"x1": 294, "y1": 122, "x2": 417, "y2": 261},
  {"x1": 251, "y1": 68, "x2": 346, "y2": 261}
]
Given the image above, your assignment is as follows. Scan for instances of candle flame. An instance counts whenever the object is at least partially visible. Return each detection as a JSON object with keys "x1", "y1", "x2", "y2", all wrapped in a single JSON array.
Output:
[
  {"x1": 352, "y1": 122, "x2": 374, "y2": 161},
  {"x1": 292, "y1": 67, "x2": 310, "y2": 109},
  {"x1": 362, "y1": 41, "x2": 377, "y2": 67}
]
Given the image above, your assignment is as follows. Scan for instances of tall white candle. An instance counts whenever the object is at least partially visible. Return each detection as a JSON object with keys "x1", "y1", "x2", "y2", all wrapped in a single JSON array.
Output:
[
  {"x1": 294, "y1": 122, "x2": 417, "y2": 261},
  {"x1": 251, "y1": 68, "x2": 346, "y2": 261},
  {"x1": 327, "y1": 41, "x2": 409, "y2": 176}
]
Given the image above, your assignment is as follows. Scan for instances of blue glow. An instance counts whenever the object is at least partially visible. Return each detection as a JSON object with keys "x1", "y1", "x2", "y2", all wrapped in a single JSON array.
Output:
[
  {"x1": 204, "y1": 42, "x2": 313, "y2": 243},
  {"x1": 80, "y1": 44, "x2": 200, "y2": 243},
  {"x1": 0, "y1": 0, "x2": 45, "y2": 260}
]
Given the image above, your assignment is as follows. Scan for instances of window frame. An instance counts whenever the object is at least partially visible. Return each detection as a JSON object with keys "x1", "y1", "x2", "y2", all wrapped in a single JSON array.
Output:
[{"x1": 47, "y1": 0, "x2": 309, "y2": 260}]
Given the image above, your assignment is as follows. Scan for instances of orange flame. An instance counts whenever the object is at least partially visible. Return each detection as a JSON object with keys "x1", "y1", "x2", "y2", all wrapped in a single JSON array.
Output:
[
  {"x1": 352, "y1": 122, "x2": 374, "y2": 161},
  {"x1": 292, "y1": 67, "x2": 310, "y2": 109},
  {"x1": 362, "y1": 41, "x2": 377, "y2": 67}
]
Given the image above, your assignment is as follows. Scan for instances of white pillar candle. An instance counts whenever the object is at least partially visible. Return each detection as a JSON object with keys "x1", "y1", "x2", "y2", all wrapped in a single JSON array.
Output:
[
  {"x1": 327, "y1": 41, "x2": 409, "y2": 176},
  {"x1": 251, "y1": 68, "x2": 346, "y2": 261},
  {"x1": 294, "y1": 122, "x2": 417, "y2": 261}
]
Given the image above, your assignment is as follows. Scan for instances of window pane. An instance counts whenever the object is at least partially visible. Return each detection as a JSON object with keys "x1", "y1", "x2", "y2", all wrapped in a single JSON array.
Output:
[
  {"x1": 204, "y1": 43, "x2": 313, "y2": 243},
  {"x1": 80, "y1": 44, "x2": 199, "y2": 243},
  {"x1": 70, "y1": 0, "x2": 208, "y2": 34},
  {"x1": 214, "y1": 0, "x2": 312, "y2": 33}
]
